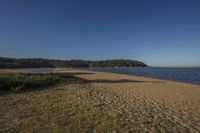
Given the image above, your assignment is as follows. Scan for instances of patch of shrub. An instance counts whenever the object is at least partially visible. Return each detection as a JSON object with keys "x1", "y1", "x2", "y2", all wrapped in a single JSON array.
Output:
[{"x1": 0, "y1": 73, "x2": 86, "y2": 92}]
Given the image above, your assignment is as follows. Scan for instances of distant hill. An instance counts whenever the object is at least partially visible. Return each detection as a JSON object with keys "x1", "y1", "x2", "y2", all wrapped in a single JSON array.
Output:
[{"x1": 0, "y1": 57, "x2": 148, "y2": 68}]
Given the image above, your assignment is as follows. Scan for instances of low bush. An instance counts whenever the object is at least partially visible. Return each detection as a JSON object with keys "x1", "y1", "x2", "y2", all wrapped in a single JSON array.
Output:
[{"x1": 0, "y1": 73, "x2": 86, "y2": 92}]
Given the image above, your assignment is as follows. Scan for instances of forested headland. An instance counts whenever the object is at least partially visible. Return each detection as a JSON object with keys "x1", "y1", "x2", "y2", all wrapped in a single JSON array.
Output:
[{"x1": 0, "y1": 57, "x2": 148, "y2": 68}]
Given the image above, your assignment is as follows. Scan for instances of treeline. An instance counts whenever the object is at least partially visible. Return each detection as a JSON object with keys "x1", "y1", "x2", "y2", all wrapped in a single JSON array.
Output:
[{"x1": 0, "y1": 57, "x2": 148, "y2": 68}]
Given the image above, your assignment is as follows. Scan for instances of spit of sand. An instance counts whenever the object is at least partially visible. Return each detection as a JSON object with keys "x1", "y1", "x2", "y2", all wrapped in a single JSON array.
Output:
[{"x1": 0, "y1": 69, "x2": 200, "y2": 132}]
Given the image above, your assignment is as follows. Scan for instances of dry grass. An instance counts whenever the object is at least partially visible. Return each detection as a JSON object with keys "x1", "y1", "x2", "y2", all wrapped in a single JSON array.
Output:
[{"x1": 0, "y1": 86, "x2": 132, "y2": 133}]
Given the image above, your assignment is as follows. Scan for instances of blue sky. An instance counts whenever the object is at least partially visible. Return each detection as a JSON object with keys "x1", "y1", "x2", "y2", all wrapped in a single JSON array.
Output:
[{"x1": 0, "y1": 0, "x2": 200, "y2": 66}]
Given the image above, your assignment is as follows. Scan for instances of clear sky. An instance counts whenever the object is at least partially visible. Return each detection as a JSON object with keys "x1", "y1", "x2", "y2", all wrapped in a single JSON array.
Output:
[{"x1": 0, "y1": 0, "x2": 200, "y2": 66}]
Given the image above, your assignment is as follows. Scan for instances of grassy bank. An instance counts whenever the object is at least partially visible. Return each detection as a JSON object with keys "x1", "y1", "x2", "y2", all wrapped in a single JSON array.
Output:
[
  {"x1": 0, "y1": 73, "x2": 86, "y2": 92},
  {"x1": 0, "y1": 71, "x2": 128, "y2": 132}
]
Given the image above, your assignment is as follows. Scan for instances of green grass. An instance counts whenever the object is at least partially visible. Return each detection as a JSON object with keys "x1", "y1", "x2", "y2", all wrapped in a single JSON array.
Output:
[{"x1": 0, "y1": 73, "x2": 86, "y2": 92}]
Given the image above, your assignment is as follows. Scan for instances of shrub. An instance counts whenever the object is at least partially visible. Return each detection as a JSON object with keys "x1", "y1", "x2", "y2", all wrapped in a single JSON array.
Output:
[{"x1": 0, "y1": 73, "x2": 86, "y2": 92}]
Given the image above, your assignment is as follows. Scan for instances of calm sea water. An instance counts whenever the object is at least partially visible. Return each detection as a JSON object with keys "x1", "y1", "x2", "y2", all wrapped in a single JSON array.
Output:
[
  {"x1": 0, "y1": 68, "x2": 54, "y2": 73},
  {"x1": 21, "y1": 68, "x2": 54, "y2": 73},
  {"x1": 82, "y1": 68, "x2": 200, "y2": 85}
]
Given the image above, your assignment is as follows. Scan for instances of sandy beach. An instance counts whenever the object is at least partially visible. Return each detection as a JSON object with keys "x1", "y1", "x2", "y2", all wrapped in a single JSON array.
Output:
[
  {"x1": 59, "y1": 69, "x2": 200, "y2": 132},
  {"x1": 1, "y1": 69, "x2": 200, "y2": 132}
]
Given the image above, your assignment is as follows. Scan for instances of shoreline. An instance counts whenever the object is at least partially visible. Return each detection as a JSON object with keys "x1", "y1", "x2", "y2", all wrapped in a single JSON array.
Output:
[
  {"x1": 0, "y1": 67, "x2": 200, "y2": 86},
  {"x1": 71, "y1": 69, "x2": 200, "y2": 86}
]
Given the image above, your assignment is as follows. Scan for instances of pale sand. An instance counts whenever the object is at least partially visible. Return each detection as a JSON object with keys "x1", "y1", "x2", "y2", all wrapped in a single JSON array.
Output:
[{"x1": 59, "y1": 69, "x2": 200, "y2": 132}]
